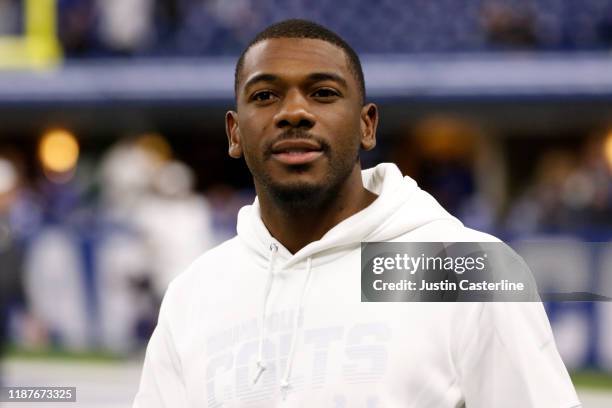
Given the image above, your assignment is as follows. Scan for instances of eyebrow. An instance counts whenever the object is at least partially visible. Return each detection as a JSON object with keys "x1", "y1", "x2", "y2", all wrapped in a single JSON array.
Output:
[
  {"x1": 306, "y1": 72, "x2": 348, "y2": 89},
  {"x1": 243, "y1": 73, "x2": 280, "y2": 93},
  {"x1": 242, "y1": 72, "x2": 348, "y2": 94}
]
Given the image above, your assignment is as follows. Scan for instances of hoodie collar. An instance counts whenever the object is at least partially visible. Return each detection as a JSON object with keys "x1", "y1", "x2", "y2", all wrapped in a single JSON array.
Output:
[{"x1": 237, "y1": 162, "x2": 459, "y2": 269}]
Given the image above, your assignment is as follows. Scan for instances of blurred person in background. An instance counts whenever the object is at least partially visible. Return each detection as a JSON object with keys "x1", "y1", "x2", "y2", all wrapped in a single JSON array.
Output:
[
  {"x1": 0, "y1": 148, "x2": 51, "y2": 370},
  {"x1": 96, "y1": 136, "x2": 215, "y2": 353},
  {"x1": 154, "y1": 0, "x2": 187, "y2": 52},
  {"x1": 480, "y1": 1, "x2": 539, "y2": 49},
  {"x1": 505, "y1": 135, "x2": 612, "y2": 236},
  {"x1": 23, "y1": 132, "x2": 92, "y2": 350},
  {"x1": 571, "y1": 135, "x2": 612, "y2": 230},
  {"x1": 505, "y1": 149, "x2": 577, "y2": 235},
  {"x1": 96, "y1": 0, "x2": 154, "y2": 55},
  {"x1": 598, "y1": 2, "x2": 612, "y2": 46},
  {"x1": 0, "y1": 151, "x2": 26, "y2": 366},
  {"x1": 58, "y1": 0, "x2": 97, "y2": 57},
  {"x1": 24, "y1": 214, "x2": 90, "y2": 349},
  {"x1": 0, "y1": 0, "x2": 19, "y2": 36},
  {"x1": 134, "y1": 159, "x2": 216, "y2": 301},
  {"x1": 96, "y1": 138, "x2": 159, "y2": 352}
]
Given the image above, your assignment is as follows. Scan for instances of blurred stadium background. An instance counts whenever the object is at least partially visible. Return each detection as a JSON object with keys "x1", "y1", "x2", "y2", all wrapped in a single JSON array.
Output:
[{"x1": 0, "y1": 0, "x2": 612, "y2": 406}]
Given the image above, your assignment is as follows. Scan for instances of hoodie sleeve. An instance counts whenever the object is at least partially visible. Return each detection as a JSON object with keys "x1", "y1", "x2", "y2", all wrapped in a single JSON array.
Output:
[
  {"x1": 456, "y1": 302, "x2": 581, "y2": 408},
  {"x1": 133, "y1": 284, "x2": 189, "y2": 408}
]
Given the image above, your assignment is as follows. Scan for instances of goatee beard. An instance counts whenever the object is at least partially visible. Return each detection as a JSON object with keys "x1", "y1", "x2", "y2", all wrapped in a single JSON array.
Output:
[
  {"x1": 267, "y1": 179, "x2": 332, "y2": 212},
  {"x1": 258, "y1": 160, "x2": 354, "y2": 213}
]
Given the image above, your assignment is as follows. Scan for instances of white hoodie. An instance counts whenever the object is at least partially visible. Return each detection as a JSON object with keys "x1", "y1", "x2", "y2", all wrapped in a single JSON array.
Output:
[{"x1": 134, "y1": 163, "x2": 580, "y2": 408}]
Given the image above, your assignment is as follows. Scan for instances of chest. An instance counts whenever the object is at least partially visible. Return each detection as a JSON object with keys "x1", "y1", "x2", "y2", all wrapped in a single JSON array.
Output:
[{"x1": 175, "y1": 256, "x2": 464, "y2": 407}]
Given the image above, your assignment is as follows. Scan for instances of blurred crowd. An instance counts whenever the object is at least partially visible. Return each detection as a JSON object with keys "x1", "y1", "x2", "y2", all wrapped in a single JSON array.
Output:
[
  {"x1": 506, "y1": 136, "x2": 612, "y2": 237},
  {"x1": 398, "y1": 120, "x2": 612, "y2": 238},
  {"x1": 0, "y1": 132, "x2": 252, "y2": 355},
  {"x1": 2, "y1": 0, "x2": 612, "y2": 57},
  {"x1": 0, "y1": 124, "x2": 611, "y2": 357}
]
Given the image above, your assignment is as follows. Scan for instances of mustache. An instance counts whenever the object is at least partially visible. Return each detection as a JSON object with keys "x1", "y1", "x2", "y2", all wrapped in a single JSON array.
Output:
[{"x1": 263, "y1": 129, "x2": 330, "y2": 158}]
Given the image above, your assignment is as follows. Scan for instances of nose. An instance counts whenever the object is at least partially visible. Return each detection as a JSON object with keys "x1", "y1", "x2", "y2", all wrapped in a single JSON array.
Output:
[{"x1": 274, "y1": 89, "x2": 316, "y2": 130}]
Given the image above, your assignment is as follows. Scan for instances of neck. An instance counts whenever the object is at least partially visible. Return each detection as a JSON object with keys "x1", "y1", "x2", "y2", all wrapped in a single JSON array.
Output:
[{"x1": 257, "y1": 166, "x2": 378, "y2": 254}]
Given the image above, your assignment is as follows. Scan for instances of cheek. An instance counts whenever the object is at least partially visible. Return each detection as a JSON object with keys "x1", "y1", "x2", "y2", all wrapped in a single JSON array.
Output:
[
  {"x1": 321, "y1": 105, "x2": 361, "y2": 133},
  {"x1": 334, "y1": 111, "x2": 363, "y2": 149},
  {"x1": 243, "y1": 107, "x2": 274, "y2": 128},
  {"x1": 240, "y1": 111, "x2": 274, "y2": 147}
]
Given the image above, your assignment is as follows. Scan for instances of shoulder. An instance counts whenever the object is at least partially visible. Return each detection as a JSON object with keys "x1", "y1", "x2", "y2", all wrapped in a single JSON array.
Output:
[
  {"x1": 165, "y1": 236, "x2": 244, "y2": 297},
  {"x1": 394, "y1": 218, "x2": 502, "y2": 243}
]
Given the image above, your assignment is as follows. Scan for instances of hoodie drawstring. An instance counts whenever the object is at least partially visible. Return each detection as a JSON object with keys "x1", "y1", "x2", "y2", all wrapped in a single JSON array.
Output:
[
  {"x1": 253, "y1": 242, "x2": 278, "y2": 385},
  {"x1": 253, "y1": 244, "x2": 313, "y2": 399},
  {"x1": 280, "y1": 257, "x2": 313, "y2": 398}
]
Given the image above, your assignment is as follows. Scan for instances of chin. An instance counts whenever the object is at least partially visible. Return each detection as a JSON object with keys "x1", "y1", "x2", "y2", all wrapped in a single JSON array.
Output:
[
  {"x1": 257, "y1": 159, "x2": 355, "y2": 209},
  {"x1": 269, "y1": 179, "x2": 326, "y2": 203}
]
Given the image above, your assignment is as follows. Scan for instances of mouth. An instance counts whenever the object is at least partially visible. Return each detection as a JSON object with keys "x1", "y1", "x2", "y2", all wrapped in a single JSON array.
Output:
[{"x1": 270, "y1": 139, "x2": 324, "y2": 166}]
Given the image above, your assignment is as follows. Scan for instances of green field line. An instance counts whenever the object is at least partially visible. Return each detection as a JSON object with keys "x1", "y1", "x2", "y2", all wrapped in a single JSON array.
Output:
[
  {"x1": 2, "y1": 346, "x2": 124, "y2": 363},
  {"x1": 571, "y1": 371, "x2": 612, "y2": 390},
  {"x1": 3, "y1": 346, "x2": 612, "y2": 390}
]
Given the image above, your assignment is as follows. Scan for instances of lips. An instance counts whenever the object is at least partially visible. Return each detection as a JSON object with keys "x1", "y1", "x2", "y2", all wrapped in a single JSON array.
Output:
[{"x1": 270, "y1": 139, "x2": 324, "y2": 165}]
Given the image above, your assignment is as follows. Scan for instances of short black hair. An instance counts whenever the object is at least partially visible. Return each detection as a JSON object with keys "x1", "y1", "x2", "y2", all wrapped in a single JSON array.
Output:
[{"x1": 234, "y1": 19, "x2": 365, "y2": 104}]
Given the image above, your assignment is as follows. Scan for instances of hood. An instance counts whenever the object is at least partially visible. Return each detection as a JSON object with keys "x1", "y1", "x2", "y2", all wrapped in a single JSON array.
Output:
[{"x1": 236, "y1": 162, "x2": 461, "y2": 269}]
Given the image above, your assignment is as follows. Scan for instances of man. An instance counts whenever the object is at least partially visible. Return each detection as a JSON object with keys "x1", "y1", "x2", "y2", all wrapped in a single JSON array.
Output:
[
  {"x1": 134, "y1": 19, "x2": 580, "y2": 407},
  {"x1": 0, "y1": 152, "x2": 27, "y2": 384}
]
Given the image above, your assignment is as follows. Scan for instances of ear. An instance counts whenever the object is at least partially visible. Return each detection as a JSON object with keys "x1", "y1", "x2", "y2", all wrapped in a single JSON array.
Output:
[
  {"x1": 225, "y1": 110, "x2": 242, "y2": 159},
  {"x1": 360, "y1": 103, "x2": 378, "y2": 151}
]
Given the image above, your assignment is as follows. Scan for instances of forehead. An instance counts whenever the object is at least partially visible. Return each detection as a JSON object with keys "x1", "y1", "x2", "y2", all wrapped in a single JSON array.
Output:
[{"x1": 240, "y1": 38, "x2": 353, "y2": 87}]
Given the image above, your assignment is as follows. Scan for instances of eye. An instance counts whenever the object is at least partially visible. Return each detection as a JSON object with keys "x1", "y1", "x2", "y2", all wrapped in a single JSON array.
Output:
[
  {"x1": 250, "y1": 90, "x2": 277, "y2": 102},
  {"x1": 312, "y1": 88, "x2": 340, "y2": 100}
]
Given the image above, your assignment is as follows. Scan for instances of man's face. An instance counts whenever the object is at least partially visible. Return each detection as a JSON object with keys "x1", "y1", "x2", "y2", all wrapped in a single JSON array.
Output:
[{"x1": 226, "y1": 38, "x2": 377, "y2": 205}]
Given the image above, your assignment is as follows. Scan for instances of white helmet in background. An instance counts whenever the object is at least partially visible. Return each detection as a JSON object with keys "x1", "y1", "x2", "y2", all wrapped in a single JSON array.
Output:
[{"x1": 99, "y1": 139, "x2": 163, "y2": 209}]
